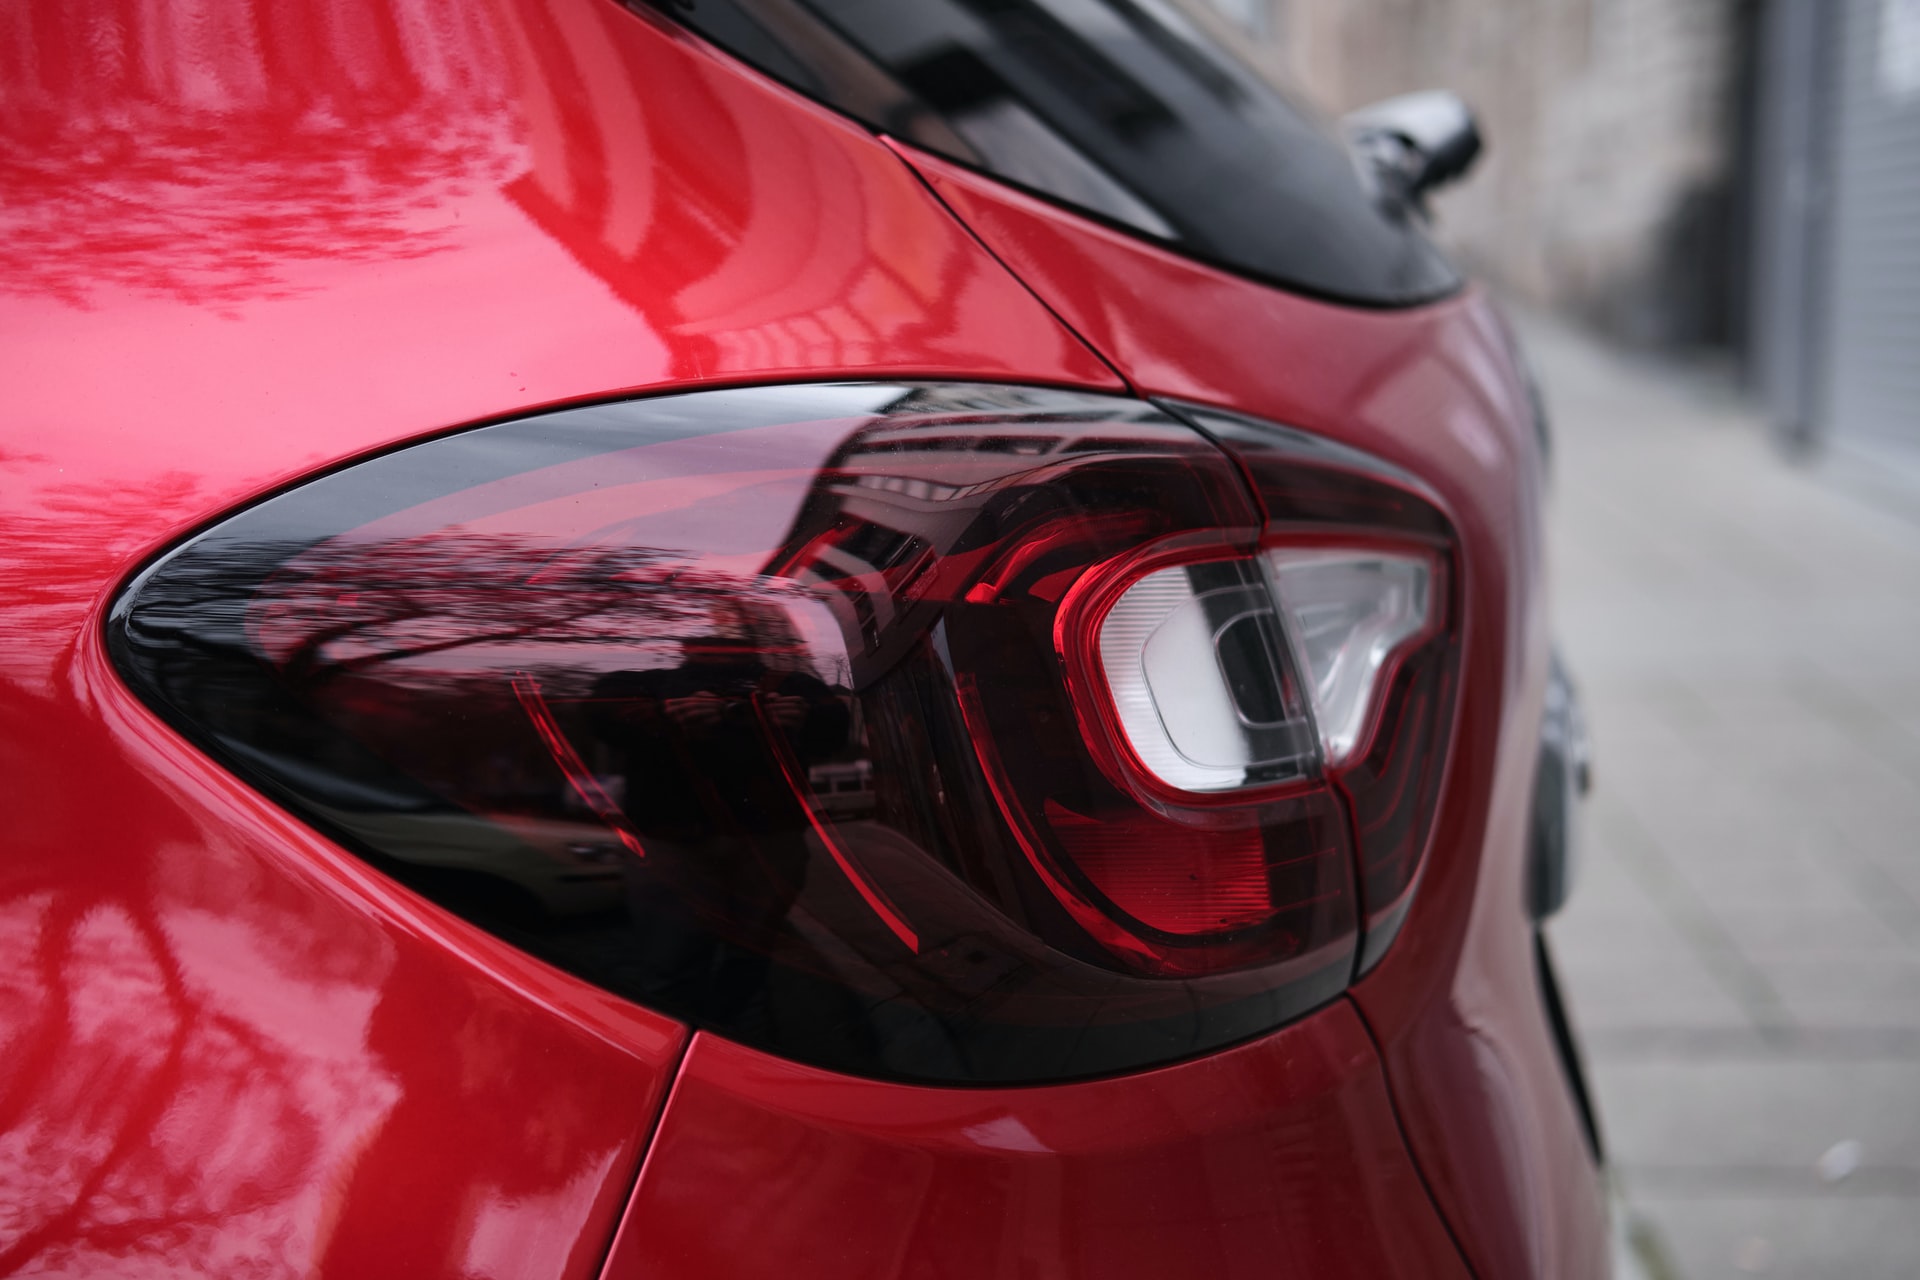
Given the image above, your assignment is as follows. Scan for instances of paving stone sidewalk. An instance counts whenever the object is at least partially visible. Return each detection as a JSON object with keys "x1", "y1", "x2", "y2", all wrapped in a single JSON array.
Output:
[{"x1": 1530, "y1": 314, "x2": 1920, "y2": 1279}]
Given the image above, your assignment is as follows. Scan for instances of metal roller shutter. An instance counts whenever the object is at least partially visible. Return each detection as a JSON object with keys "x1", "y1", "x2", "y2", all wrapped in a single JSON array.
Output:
[{"x1": 1823, "y1": 0, "x2": 1920, "y2": 471}]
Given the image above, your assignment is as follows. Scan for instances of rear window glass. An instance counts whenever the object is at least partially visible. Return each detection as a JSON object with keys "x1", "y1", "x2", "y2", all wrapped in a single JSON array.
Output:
[{"x1": 648, "y1": 0, "x2": 1461, "y2": 307}]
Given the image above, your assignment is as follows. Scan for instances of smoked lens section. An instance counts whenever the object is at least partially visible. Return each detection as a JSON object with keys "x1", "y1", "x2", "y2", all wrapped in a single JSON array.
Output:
[{"x1": 110, "y1": 384, "x2": 1362, "y2": 1084}]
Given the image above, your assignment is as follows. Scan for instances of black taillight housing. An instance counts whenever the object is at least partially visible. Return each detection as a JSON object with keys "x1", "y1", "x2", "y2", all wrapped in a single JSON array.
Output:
[{"x1": 112, "y1": 384, "x2": 1457, "y2": 1082}]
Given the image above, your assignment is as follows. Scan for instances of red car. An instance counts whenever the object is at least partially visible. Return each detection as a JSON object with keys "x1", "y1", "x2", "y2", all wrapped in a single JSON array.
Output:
[{"x1": 2, "y1": 0, "x2": 1605, "y2": 1275}]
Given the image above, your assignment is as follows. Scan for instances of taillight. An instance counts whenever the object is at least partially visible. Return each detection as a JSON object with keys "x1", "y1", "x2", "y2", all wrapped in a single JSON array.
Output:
[
  {"x1": 1172, "y1": 403, "x2": 1461, "y2": 968},
  {"x1": 112, "y1": 383, "x2": 1458, "y2": 1082}
]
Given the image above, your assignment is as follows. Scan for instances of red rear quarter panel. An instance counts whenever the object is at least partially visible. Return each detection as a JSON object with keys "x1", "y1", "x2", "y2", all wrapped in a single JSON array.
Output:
[
  {"x1": 2, "y1": 0, "x2": 1601, "y2": 1273},
  {"x1": 902, "y1": 147, "x2": 1609, "y2": 1280},
  {"x1": 605, "y1": 1009, "x2": 1468, "y2": 1280}
]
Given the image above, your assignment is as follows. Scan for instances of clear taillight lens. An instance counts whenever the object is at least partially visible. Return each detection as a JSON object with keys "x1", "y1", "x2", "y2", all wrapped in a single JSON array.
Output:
[
  {"x1": 1094, "y1": 558, "x2": 1316, "y2": 794},
  {"x1": 1264, "y1": 548, "x2": 1437, "y2": 765},
  {"x1": 112, "y1": 383, "x2": 1458, "y2": 1080}
]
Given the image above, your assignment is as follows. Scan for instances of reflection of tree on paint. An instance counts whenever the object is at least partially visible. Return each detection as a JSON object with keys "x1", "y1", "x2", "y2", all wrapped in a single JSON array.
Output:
[
  {"x1": 0, "y1": 0, "x2": 522, "y2": 308},
  {"x1": 0, "y1": 468, "x2": 208, "y2": 686},
  {"x1": 0, "y1": 661, "x2": 363, "y2": 1274},
  {"x1": 0, "y1": 892, "x2": 333, "y2": 1274},
  {"x1": 314, "y1": 933, "x2": 618, "y2": 1278},
  {"x1": 3, "y1": 0, "x2": 1009, "y2": 381},
  {"x1": 0, "y1": 542, "x2": 641, "y2": 1274}
]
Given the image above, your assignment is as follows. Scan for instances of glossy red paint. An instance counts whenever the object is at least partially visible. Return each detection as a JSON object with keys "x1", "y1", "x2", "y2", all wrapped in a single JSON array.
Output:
[
  {"x1": 3, "y1": 0, "x2": 1606, "y2": 1267},
  {"x1": 0, "y1": 0, "x2": 1117, "y2": 1272},
  {"x1": 603, "y1": 1009, "x2": 1471, "y2": 1280},
  {"x1": 0, "y1": 0, "x2": 1116, "y2": 511},
  {"x1": 902, "y1": 145, "x2": 1609, "y2": 1280},
  {"x1": 0, "y1": 625, "x2": 686, "y2": 1277}
]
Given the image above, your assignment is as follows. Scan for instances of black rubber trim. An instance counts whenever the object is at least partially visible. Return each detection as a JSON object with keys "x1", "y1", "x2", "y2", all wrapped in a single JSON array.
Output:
[{"x1": 1536, "y1": 929, "x2": 1604, "y2": 1164}]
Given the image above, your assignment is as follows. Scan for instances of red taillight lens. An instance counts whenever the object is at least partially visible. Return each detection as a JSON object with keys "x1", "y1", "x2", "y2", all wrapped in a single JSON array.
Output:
[
  {"x1": 1030, "y1": 540, "x2": 1356, "y2": 977},
  {"x1": 113, "y1": 384, "x2": 1458, "y2": 1081},
  {"x1": 1172, "y1": 403, "x2": 1462, "y2": 967}
]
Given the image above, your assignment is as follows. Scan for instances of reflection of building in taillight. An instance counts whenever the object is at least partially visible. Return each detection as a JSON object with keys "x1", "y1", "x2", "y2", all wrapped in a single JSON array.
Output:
[
  {"x1": 807, "y1": 759, "x2": 875, "y2": 818},
  {"x1": 763, "y1": 390, "x2": 1179, "y2": 685}
]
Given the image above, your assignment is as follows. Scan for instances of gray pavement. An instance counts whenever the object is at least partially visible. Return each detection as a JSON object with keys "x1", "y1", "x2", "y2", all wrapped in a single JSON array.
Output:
[{"x1": 1532, "y1": 314, "x2": 1920, "y2": 1278}]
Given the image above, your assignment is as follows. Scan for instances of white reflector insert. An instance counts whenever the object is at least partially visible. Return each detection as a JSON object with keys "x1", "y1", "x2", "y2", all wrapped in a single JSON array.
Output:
[
  {"x1": 1098, "y1": 563, "x2": 1317, "y2": 793},
  {"x1": 1263, "y1": 549, "x2": 1432, "y2": 764}
]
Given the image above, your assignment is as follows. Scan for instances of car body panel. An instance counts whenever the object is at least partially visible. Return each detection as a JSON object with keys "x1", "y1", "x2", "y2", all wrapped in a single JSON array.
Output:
[
  {"x1": 602, "y1": 1007, "x2": 1470, "y2": 1280},
  {"x1": 0, "y1": 624, "x2": 686, "y2": 1277},
  {"x1": 0, "y1": 0, "x2": 1115, "y2": 1273},
  {"x1": 900, "y1": 145, "x2": 1610, "y2": 1280},
  {"x1": 1, "y1": 0, "x2": 1605, "y2": 1272}
]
